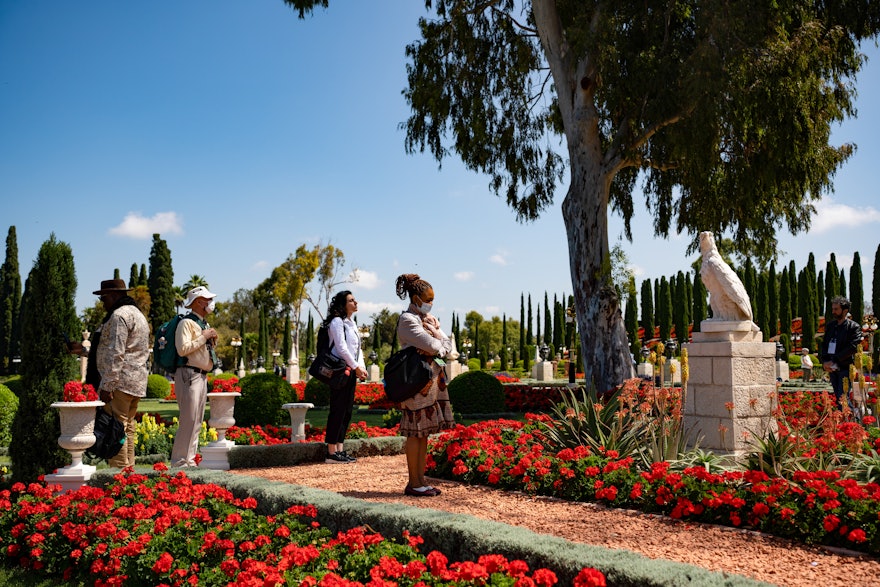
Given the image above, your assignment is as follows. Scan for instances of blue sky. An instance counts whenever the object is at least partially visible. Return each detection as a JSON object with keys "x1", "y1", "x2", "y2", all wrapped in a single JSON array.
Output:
[{"x1": 1, "y1": 1, "x2": 879, "y2": 331}]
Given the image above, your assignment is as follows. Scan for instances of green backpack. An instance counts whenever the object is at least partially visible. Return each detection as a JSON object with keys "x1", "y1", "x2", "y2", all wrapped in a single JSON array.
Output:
[{"x1": 153, "y1": 314, "x2": 185, "y2": 372}]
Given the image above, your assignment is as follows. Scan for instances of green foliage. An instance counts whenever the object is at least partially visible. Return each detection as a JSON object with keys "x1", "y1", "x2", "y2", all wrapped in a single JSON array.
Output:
[
  {"x1": 850, "y1": 251, "x2": 864, "y2": 323},
  {"x1": 146, "y1": 374, "x2": 172, "y2": 399},
  {"x1": 446, "y1": 370, "x2": 505, "y2": 414},
  {"x1": 147, "y1": 233, "x2": 175, "y2": 333},
  {"x1": 382, "y1": 408, "x2": 401, "y2": 428},
  {"x1": 235, "y1": 373, "x2": 294, "y2": 426},
  {"x1": 10, "y1": 234, "x2": 80, "y2": 482},
  {"x1": 0, "y1": 383, "x2": 18, "y2": 446},
  {"x1": 303, "y1": 377, "x2": 331, "y2": 407},
  {"x1": 538, "y1": 386, "x2": 646, "y2": 459}
]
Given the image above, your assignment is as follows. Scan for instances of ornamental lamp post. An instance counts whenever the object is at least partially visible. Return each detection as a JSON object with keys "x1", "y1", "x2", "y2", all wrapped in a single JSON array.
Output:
[
  {"x1": 230, "y1": 336, "x2": 241, "y2": 368},
  {"x1": 640, "y1": 345, "x2": 650, "y2": 363},
  {"x1": 775, "y1": 341, "x2": 785, "y2": 361},
  {"x1": 665, "y1": 339, "x2": 677, "y2": 359}
]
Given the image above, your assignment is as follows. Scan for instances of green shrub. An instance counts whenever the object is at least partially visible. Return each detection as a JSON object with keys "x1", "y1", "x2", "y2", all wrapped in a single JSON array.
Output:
[
  {"x1": 0, "y1": 376, "x2": 22, "y2": 397},
  {"x1": 235, "y1": 373, "x2": 294, "y2": 427},
  {"x1": 304, "y1": 378, "x2": 331, "y2": 407},
  {"x1": 146, "y1": 374, "x2": 172, "y2": 399},
  {"x1": 0, "y1": 384, "x2": 18, "y2": 446},
  {"x1": 447, "y1": 370, "x2": 505, "y2": 414}
]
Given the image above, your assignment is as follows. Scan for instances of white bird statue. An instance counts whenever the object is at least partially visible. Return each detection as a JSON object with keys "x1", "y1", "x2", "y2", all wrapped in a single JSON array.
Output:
[{"x1": 699, "y1": 231, "x2": 758, "y2": 329}]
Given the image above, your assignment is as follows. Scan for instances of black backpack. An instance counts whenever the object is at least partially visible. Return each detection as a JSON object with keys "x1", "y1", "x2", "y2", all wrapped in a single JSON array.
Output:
[{"x1": 87, "y1": 407, "x2": 126, "y2": 461}]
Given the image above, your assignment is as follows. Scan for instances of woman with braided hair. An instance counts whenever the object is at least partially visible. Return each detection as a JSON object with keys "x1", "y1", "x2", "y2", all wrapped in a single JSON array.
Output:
[{"x1": 394, "y1": 273, "x2": 455, "y2": 497}]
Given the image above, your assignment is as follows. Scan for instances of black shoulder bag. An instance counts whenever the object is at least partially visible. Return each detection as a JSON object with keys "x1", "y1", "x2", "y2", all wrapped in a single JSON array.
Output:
[{"x1": 308, "y1": 322, "x2": 351, "y2": 390}]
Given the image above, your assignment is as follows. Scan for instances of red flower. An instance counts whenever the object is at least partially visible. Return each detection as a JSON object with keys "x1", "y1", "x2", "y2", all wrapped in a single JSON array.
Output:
[
  {"x1": 573, "y1": 567, "x2": 607, "y2": 587},
  {"x1": 62, "y1": 381, "x2": 99, "y2": 402},
  {"x1": 152, "y1": 552, "x2": 174, "y2": 574}
]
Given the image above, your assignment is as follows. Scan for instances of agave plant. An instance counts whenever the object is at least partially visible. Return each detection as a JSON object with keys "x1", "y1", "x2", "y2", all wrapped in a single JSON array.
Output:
[
  {"x1": 845, "y1": 449, "x2": 880, "y2": 483},
  {"x1": 743, "y1": 431, "x2": 801, "y2": 478},
  {"x1": 669, "y1": 447, "x2": 736, "y2": 474},
  {"x1": 537, "y1": 385, "x2": 647, "y2": 459}
]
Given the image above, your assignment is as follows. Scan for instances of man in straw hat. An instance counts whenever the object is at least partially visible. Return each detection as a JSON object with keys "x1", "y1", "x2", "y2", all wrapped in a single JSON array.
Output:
[
  {"x1": 92, "y1": 278, "x2": 150, "y2": 469},
  {"x1": 170, "y1": 285, "x2": 219, "y2": 467}
]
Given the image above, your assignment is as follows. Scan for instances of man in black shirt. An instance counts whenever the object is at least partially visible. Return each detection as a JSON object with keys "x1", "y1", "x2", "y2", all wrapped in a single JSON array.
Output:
[{"x1": 819, "y1": 296, "x2": 862, "y2": 412}]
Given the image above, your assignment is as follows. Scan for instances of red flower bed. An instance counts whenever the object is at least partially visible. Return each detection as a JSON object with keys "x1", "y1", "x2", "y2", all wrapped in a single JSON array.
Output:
[{"x1": 0, "y1": 465, "x2": 606, "y2": 586}]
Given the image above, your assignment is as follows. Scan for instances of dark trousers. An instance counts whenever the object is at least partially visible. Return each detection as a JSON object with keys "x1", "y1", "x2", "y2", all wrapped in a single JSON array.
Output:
[
  {"x1": 325, "y1": 373, "x2": 356, "y2": 445},
  {"x1": 829, "y1": 370, "x2": 854, "y2": 413}
]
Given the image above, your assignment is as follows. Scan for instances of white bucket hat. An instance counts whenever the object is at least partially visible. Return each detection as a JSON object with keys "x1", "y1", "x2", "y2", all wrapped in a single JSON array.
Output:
[{"x1": 183, "y1": 286, "x2": 217, "y2": 308}]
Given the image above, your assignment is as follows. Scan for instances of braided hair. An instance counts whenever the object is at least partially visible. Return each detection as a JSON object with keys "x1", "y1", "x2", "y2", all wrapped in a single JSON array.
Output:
[
  {"x1": 395, "y1": 273, "x2": 432, "y2": 301},
  {"x1": 323, "y1": 290, "x2": 352, "y2": 327}
]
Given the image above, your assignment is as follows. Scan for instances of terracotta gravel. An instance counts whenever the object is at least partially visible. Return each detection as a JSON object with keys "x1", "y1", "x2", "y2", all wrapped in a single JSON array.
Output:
[{"x1": 233, "y1": 455, "x2": 880, "y2": 587}]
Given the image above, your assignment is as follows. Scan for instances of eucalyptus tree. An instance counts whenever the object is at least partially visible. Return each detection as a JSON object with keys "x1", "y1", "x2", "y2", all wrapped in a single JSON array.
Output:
[{"x1": 288, "y1": 0, "x2": 880, "y2": 390}]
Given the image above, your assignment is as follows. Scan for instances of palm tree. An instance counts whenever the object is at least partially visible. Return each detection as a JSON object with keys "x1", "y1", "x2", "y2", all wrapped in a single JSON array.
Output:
[
  {"x1": 173, "y1": 285, "x2": 188, "y2": 314},
  {"x1": 183, "y1": 275, "x2": 209, "y2": 291}
]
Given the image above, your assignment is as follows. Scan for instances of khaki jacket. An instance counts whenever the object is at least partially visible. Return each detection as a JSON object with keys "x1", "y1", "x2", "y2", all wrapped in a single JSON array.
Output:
[{"x1": 175, "y1": 315, "x2": 213, "y2": 372}]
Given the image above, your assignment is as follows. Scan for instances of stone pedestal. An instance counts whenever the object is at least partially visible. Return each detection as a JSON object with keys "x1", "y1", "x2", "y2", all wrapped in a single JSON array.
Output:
[
  {"x1": 663, "y1": 359, "x2": 682, "y2": 386},
  {"x1": 636, "y1": 363, "x2": 654, "y2": 379},
  {"x1": 445, "y1": 360, "x2": 462, "y2": 382},
  {"x1": 775, "y1": 360, "x2": 789, "y2": 382},
  {"x1": 535, "y1": 360, "x2": 554, "y2": 381},
  {"x1": 282, "y1": 402, "x2": 315, "y2": 441},
  {"x1": 684, "y1": 320, "x2": 777, "y2": 455},
  {"x1": 368, "y1": 363, "x2": 380, "y2": 382},
  {"x1": 200, "y1": 392, "x2": 241, "y2": 471}
]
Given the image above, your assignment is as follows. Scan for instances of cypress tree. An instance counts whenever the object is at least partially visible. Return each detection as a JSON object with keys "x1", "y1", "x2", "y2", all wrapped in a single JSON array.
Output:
[
  {"x1": 768, "y1": 262, "x2": 778, "y2": 337},
  {"x1": 544, "y1": 292, "x2": 551, "y2": 345},
  {"x1": 640, "y1": 279, "x2": 654, "y2": 342},
  {"x1": 526, "y1": 294, "x2": 533, "y2": 345},
  {"x1": 535, "y1": 309, "x2": 540, "y2": 346},
  {"x1": 129, "y1": 263, "x2": 139, "y2": 288},
  {"x1": 674, "y1": 272, "x2": 687, "y2": 345},
  {"x1": 654, "y1": 278, "x2": 660, "y2": 327},
  {"x1": 798, "y1": 270, "x2": 816, "y2": 352},
  {"x1": 624, "y1": 278, "x2": 640, "y2": 357},
  {"x1": 658, "y1": 276, "x2": 672, "y2": 343},
  {"x1": 692, "y1": 270, "x2": 707, "y2": 331},
  {"x1": 743, "y1": 259, "x2": 757, "y2": 320},
  {"x1": 684, "y1": 272, "x2": 692, "y2": 328},
  {"x1": 553, "y1": 297, "x2": 564, "y2": 350},
  {"x1": 779, "y1": 267, "x2": 792, "y2": 339},
  {"x1": 519, "y1": 293, "x2": 525, "y2": 359},
  {"x1": 788, "y1": 260, "x2": 798, "y2": 317},
  {"x1": 10, "y1": 234, "x2": 80, "y2": 482},
  {"x1": 0, "y1": 226, "x2": 22, "y2": 372},
  {"x1": 840, "y1": 269, "x2": 847, "y2": 306},
  {"x1": 756, "y1": 272, "x2": 769, "y2": 340},
  {"x1": 147, "y1": 234, "x2": 175, "y2": 333},
  {"x1": 850, "y1": 252, "x2": 864, "y2": 323},
  {"x1": 501, "y1": 313, "x2": 508, "y2": 371},
  {"x1": 138, "y1": 264, "x2": 148, "y2": 286},
  {"x1": 825, "y1": 255, "x2": 839, "y2": 324},
  {"x1": 282, "y1": 313, "x2": 291, "y2": 365},
  {"x1": 565, "y1": 294, "x2": 575, "y2": 350},
  {"x1": 816, "y1": 270, "x2": 825, "y2": 326},
  {"x1": 113, "y1": 267, "x2": 120, "y2": 280},
  {"x1": 873, "y1": 244, "x2": 880, "y2": 367}
]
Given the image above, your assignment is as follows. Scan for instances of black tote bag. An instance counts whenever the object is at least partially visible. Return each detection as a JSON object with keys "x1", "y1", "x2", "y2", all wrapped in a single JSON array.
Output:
[{"x1": 383, "y1": 346, "x2": 433, "y2": 402}]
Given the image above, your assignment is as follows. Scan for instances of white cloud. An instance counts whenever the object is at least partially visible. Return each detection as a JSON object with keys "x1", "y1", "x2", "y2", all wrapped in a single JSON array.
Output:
[
  {"x1": 350, "y1": 269, "x2": 381, "y2": 290},
  {"x1": 489, "y1": 252, "x2": 509, "y2": 266},
  {"x1": 108, "y1": 211, "x2": 183, "y2": 239},
  {"x1": 485, "y1": 305, "x2": 500, "y2": 315},
  {"x1": 631, "y1": 264, "x2": 646, "y2": 278},
  {"x1": 811, "y1": 198, "x2": 880, "y2": 234},
  {"x1": 454, "y1": 271, "x2": 474, "y2": 281},
  {"x1": 251, "y1": 260, "x2": 269, "y2": 271}
]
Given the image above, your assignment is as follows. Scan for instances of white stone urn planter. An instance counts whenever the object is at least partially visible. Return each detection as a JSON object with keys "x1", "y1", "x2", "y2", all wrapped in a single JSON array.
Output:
[
  {"x1": 282, "y1": 402, "x2": 314, "y2": 441},
  {"x1": 45, "y1": 400, "x2": 104, "y2": 493},
  {"x1": 200, "y1": 392, "x2": 240, "y2": 470}
]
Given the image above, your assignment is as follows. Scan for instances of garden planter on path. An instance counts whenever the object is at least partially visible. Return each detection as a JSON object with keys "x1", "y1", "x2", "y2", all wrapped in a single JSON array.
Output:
[{"x1": 200, "y1": 392, "x2": 240, "y2": 470}]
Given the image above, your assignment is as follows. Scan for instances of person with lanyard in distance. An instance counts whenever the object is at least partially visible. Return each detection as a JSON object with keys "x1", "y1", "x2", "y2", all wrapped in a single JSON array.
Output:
[
  {"x1": 171, "y1": 285, "x2": 220, "y2": 467},
  {"x1": 394, "y1": 273, "x2": 455, "y2": 497},
  {"x1": 820, "y1": 295, "x2": 863, "y2": 414},
  {"x1": 323, "y1": 290, "x2": 368, "y2": 464},
  {"x1": 90, "y1": 278, "x2": 150, "y2": 469}
]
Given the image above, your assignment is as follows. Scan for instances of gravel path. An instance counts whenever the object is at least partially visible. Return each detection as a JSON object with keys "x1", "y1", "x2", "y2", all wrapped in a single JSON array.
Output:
[{"x1": 235, "y1": 455, "x2": 880, "y2": 587}]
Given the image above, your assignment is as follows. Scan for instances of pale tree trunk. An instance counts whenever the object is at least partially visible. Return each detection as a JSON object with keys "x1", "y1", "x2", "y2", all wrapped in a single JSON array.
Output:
[
  {"x1": 534, "y1": 0, "x2": 634, "y2": 391},
  {"x1": 287, "y1": 305, "x2": 300, "y2": 383},
  {"x1": 562, "y1": 163, "x2": 634, "y2": 392}
]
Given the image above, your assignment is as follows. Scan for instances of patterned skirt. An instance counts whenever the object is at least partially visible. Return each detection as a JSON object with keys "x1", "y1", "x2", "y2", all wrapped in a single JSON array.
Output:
[{"x1": 399, "y1": 369, "x2": 455, "y2": 438}]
